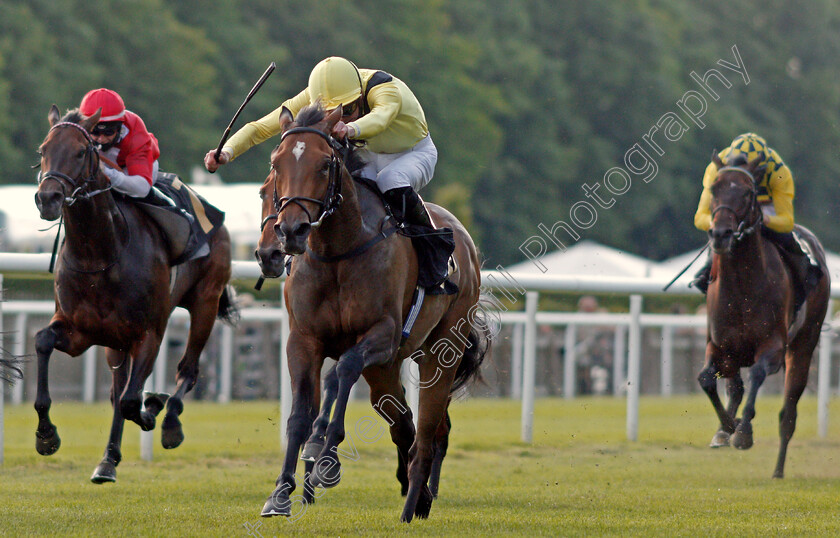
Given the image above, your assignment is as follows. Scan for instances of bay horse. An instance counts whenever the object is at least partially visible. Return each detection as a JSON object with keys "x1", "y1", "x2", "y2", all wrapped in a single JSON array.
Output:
[
  {"x1": 33, "y1": 106, "x2": 238, "y2": 483},
  {"x1": 699, "y1": 152, "x2": 830, "y2": 478},
  {"x1": 254, "y1": 104, "x2": 490, "y2": 522}
]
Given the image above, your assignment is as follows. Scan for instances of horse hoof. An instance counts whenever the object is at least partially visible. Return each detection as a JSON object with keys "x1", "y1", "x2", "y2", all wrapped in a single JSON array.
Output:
[
  {"x1": 91, "y1": 460, "x2": 117, "y2": 484},
  {"x1": 35, "y1": 427, "x2": 61, "y2": 456},
  {"x1": 309, "y1": 455, "x2": 341, "y2": 489},
  {"x1": 143, "y1": 392, "x2": 170, "y2": 417},
  {"x1": 731, "y1": 431, "x2": 753, "y2": 450},
  {"x1": 161, "y1": 414, "x2": 184, "y2": 449},
  {"x1": 261, "y1": 487, "x2": 291, "y2": 517},
  {"x1": 300, "y1": 438, "x2": 324, "y2": 462},
  {"x1": 414, "y1": 486, "x2": 433, "y2": 519},
  {"x1": 709, "y1": 430, "x2": 730, "y2": 448}
]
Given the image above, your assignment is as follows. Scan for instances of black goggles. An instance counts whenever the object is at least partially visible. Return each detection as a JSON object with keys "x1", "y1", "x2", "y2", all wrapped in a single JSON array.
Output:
[
  {"x1": 341, "y1": 102, "x2": 358, "y2": 117},
  {"x1": 92, "y1": 122, "x2": 120, "y2": 136}
]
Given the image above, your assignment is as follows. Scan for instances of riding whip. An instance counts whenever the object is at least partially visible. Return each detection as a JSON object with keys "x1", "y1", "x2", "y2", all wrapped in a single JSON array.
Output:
[{"x1": 211, "y1": 61, "x2": 276, "y2": 171}]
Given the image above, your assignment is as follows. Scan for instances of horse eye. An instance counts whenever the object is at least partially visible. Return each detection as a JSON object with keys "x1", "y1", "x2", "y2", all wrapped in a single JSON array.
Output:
[{"x1": 77, "y1": 149, "x2": 86, "y2": 159}]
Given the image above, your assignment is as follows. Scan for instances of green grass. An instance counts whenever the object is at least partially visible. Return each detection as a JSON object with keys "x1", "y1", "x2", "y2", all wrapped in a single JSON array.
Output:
[{"x1": 2, "y1": 396, "x2": 840, "y2": 536}]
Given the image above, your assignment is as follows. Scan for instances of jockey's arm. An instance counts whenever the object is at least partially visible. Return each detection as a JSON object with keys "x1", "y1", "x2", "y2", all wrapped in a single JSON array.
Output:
[
  {"x1": 764, "y1": 167, "x2": 795, "y2": 233},
  {"x1": 100, "y1": 164, "x2": 152, "y2": 198},
  {"x1": 693, "y1": 161, "x2": 717, "y2": 232},
  {"x1": 347, "y1": 84, "x2": 401, "y2": 140},
  {"x1": 221, "y1": 88, "x2": 310, "y2": 162}
]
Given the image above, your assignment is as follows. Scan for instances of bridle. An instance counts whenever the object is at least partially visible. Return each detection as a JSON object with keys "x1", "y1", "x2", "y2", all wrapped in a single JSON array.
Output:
[
  {"x1": 38, "y1": 121, "x2": 112, "y2": 206},
  {"x1": 710, "y1": 165, "x2": 763, "y2": 242},
  {"x1": 260, "y1": 127, "x2": 348, "y2": 233},
  {"x1": 37, "y1": 121, "x2": 125, "y2": 273}
]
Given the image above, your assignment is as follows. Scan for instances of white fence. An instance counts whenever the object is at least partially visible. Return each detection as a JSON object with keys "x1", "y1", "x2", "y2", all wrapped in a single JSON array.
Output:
[{"x1": 1, "y1": 253, "x2": 838, "y2": 463}]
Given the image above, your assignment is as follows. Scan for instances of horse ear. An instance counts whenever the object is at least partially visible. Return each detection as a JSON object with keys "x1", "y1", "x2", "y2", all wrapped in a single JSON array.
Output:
[
  {"x1": 80, "y1": 108, "x2": 102, "y2": 132},
  {"x1": 325, "y1": 105, "x2": 342, "y2": 131},
  {"x1": 278, "y1": 107, "x2": 293, "y2": 134},
  {"x1": 48, "y1": 105, "x2": 61, "y2": 127},
  {"x1": 711, "y1": 149, "x2": 724, "y2": 169}
]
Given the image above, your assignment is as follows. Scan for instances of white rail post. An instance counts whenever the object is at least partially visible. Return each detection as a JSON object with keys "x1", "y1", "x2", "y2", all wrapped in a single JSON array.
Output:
[
  {"x1": 626, "y1": 294, "x2": 643, "y2": 441},
  {"x1": 521, "y1": 291, "x2": 538, "y2": 443},
  {"x1": 661, "y1": 326, "x2": 673, "y2": 397},
  {"x1": 219, "y1": 324, "x2": 234, "y2": 403},
  {"x1": 402, "y1": 360, "x2": 420, "y2": 427},
  {"x1": 563, "y1": 324, "x2": 577, "y2": 400},
  {"x1": 279, "y1": 283, "x2": 292, "y2": 450},
  {"x1": 82, "y1": 348, "x2": 97, "y2": 403},
  {"x1": 818, "y1": 301, "x2": 833, "y2": 438},
  {"x1": 13, "y1": 313, "x2": 26, "y2": 404}
]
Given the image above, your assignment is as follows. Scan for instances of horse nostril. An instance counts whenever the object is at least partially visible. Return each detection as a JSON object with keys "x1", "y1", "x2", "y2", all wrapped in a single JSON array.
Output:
[{"x1": 294, "y1": 222, "x2": 311, "y2": 238}]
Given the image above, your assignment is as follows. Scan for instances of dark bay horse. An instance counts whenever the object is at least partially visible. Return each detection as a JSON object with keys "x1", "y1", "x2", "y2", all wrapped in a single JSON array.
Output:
[
  {"x1": 33, "y1": 106, "x2": 238, "y2": 483},
  {"x1": 699, "y1": 152, "x2": 830, "y2": 478},
  {"x1": 254, "y1": 104, "x2": 490, "y2": 522}
]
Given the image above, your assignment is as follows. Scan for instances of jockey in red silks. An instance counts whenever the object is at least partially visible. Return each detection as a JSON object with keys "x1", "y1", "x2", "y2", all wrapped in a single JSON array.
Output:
[{"x1": 79, "y1": 88, "x2": 172, "y2": 207}]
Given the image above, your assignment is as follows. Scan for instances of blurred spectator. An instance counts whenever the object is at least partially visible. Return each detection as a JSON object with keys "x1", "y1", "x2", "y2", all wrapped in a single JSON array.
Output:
[{"x1": 575, "y1": 296, "x2": 613, "y2": 395}]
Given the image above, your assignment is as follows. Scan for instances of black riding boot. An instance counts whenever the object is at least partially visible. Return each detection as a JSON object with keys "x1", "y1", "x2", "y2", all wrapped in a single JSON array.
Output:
[
  {"x1": 383, "y1": 186, "x2": 434, "y2": 229},
  {"x1": 141, "y1": 187, "x2": 194, "y2": 223},
  {"x1": 691, "y1": 257, "x2": 712, "y2": 295}
]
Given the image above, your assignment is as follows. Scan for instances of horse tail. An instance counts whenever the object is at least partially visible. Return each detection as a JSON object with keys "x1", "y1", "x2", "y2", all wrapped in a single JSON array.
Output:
[
  {"x1": 451, "y1": 293, "x2": 494, "y2": 393},
  {"x1": 0, "y1": 350, "x2": 23, "y2": 386},
  {"x1": 216, "y1": 284, "x2": 241, "y2": 326}
]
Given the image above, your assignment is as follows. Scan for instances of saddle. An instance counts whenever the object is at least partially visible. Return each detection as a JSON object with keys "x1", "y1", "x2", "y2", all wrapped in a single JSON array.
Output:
[
  {"x1": 134, "y1": 172, "x2": 225, "y2": 265},
  {"x1": 764, "y1": 229, "x2": 822, "y2": 314}
]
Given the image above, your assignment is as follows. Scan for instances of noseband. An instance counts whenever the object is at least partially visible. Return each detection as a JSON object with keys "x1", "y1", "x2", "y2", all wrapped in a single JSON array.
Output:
[
  {"x1": 260, "y1": 127, "x2": 348, "y2": 232},
  {"x1": 38, "y1": 121, "x2": 112, "y2": 206},
  {"x1": 711, "y1": 165, "x2": 762, "y2": 242}
]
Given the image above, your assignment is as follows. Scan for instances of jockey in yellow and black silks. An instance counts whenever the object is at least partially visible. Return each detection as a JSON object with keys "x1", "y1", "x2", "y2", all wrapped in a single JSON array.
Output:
[{"x1": 691, "y1": 133, "x2": 819, "y2": 297}]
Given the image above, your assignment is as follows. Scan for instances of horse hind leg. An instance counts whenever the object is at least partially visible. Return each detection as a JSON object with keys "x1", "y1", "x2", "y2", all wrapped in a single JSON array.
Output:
[
  {"x1": 732, "y1": 347, "x2": 783, "y2": 451},
  {"x1": 773, "y1": 350, "x2": 810, "y2": 478},
  {"x1": 428, "y1": 406, "x2": 452, "y2": 499},
  {"x1": 91, "y1": 350, "x2": 130, "y2": 484},
  {"x1": 161, "y1": 294, "x2": 220, "y2": 449}
]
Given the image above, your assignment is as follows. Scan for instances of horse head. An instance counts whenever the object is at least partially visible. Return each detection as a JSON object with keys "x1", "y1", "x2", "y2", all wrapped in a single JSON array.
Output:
[
  {"x1": 708, "y1": 151, "x2": 764, "y2": 253},
  {"x1": 256, "y1": 104, "x2": 344, "y2": 273},
  {"x1": 35, "y1": 105, "x2": 108, "y2": 221}
]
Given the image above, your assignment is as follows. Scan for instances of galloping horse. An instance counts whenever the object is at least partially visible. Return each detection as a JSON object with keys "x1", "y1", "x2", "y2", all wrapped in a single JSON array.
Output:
[
  {"x1": 34, "y1": 106, "x2": 238, "y2": 483},
  {"x1": 255, "y1": 104, "x2": 490, "y2": 522},
  {"x1": 699, "y1": 152, "x2": 830, "y2": 478}
]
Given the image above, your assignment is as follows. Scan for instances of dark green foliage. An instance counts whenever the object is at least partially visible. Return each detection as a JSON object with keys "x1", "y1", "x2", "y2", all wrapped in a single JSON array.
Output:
[{"x1": 2, "y1": 0, "x2": 840, "y2": 265}]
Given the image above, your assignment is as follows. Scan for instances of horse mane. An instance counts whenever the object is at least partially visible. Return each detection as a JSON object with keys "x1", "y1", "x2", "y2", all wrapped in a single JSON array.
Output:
[
  {"x1": 293, "y1": 103, "x2": 365, "y2": 176},
  {"x1": 61, "y1": 108, "x2": 86, "y2": 124}
]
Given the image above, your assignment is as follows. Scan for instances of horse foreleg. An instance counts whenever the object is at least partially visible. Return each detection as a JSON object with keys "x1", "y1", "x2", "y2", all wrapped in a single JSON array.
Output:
[
  {"x1": 733, "y1": 345, "x2": 784, "y2": 451},
  {"x1": 310, "y1": 321, "x2": 397, "y2": 490},
  {"x1": 120, "y1": 335, "x2": 163, "y2": 431},
  {"x1": 262, "y1": 336, "x2": 322, "y2": 517},
  {"x1": 698, "y1": 343, "x2": 737, "y2": 447},
  {"x1": 33, "y1": 323, "x2": 69, "y2": 456},
  {"x1": 774, "y1": 350, "x2": 810, "y2": 478},
  {"x1": 91, "y1": 350, "x2": 129, "y2": 484},
  {"x1": 301, "y1": 361, "x2": 338, "y2": 463}
]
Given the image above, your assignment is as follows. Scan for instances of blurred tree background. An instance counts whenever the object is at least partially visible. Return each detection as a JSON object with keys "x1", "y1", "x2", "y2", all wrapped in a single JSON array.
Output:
[{"x1": 2, "y1": 0, "x2": 839, "y2": 266}]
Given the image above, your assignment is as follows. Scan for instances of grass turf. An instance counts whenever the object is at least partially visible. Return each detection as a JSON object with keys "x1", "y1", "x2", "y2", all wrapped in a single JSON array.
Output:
[{"x1": 1, "y1": 395, "x2": 839, "y2": 536}]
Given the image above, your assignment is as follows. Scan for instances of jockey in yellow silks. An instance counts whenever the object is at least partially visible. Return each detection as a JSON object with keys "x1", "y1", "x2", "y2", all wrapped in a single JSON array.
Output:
[{"x1": 691, "y1": 133, "x2": 818, "y2": 295}]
